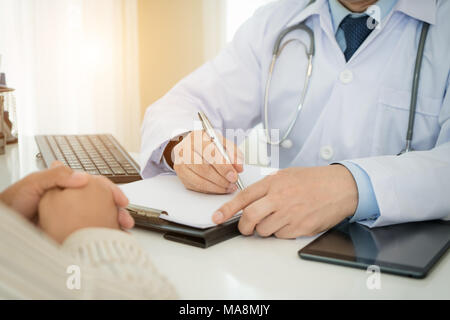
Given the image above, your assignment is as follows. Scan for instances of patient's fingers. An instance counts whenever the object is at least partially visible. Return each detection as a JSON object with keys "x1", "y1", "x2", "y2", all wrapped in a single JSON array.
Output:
[
  {"x1": 95, "y1": 175, "x2": 129, "y2": 208},
  {"x1": 118, "y1": 208, "x2": 135, "y2": 230}
]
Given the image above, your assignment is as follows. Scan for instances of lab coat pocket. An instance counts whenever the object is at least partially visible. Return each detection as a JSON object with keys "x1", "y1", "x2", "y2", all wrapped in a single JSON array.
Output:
[{"x1": 373, "y1": 87, "x2": 442, "y2": 155}]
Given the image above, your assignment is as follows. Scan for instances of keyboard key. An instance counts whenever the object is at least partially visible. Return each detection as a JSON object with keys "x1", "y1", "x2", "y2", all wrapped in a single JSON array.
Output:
[
  {"x1": 111, "y1": 167, "x2": 126, "y2": 175},
  {"x1": 110, "y1": 149, "x2": 126, "y2": 161},
  {"x1": 99, "y1": 168, "x2": 113, "y2": 176},
  {"x1": 86, "y1": 169, "x2": 100, "y2": 175},
  {"x1": 39, "y1": 134, "x2": 142, "y2": 184}
]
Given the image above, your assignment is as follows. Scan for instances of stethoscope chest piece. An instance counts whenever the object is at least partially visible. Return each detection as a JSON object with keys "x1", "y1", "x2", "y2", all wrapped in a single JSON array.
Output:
[{"x1": 281, "y1": 139, "x2": 293, "y2": 149}]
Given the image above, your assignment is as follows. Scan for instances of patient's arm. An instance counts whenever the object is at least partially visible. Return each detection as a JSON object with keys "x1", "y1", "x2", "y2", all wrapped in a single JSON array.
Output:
[{"x1": 1, "y1": 198, "x2": 177, "y2": 299}]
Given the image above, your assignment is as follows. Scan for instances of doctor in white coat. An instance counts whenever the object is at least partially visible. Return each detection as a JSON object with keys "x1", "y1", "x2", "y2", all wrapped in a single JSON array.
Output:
[{"x1": 140, "y1": 0, "x2": 450, "y2": 239}]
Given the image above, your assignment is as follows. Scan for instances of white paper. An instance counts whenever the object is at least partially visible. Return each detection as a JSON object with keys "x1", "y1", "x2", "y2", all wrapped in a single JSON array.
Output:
[{"x1": 120, "y1": 165, "x2": 278, "y2": 229}]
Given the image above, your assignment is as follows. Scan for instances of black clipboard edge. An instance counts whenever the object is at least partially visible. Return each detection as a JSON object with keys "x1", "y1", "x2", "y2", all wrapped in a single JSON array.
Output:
[{"x1": 131, "y1": 213, "x2": 241, "y2": 249}]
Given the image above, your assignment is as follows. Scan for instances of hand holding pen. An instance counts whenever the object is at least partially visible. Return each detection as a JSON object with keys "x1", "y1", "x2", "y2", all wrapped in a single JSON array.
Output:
[{"x1": 161, "y1": 112, "x2": 245, "y2": 195}]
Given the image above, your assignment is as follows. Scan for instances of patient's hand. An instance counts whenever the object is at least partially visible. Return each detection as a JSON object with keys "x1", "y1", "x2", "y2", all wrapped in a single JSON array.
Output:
[
  {"x1": 0, "y1": 162, "x2": 89, "y2": 220},
  {"x1": 38, "y1": 175, "x2": 128, "y2": 243}
]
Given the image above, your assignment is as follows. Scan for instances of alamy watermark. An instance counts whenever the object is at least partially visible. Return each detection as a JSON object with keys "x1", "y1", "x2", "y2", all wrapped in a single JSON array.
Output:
[
  {"x1": 366, "y1": 265, "x2": 381, "y2": 290},
  {"x1": 366, "y1": 5, "x2": 381, "y2": 30},
  {"x1": 66, "y1": 265, "x2": 81, "y2": 290},
  {"x1": 169, "y1": 121, "x2": 281, "y2": 176}
]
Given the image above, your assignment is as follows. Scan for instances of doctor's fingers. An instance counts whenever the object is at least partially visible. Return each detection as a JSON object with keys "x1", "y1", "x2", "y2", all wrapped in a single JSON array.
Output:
[
  {"x1": 199, "y1": 130, "x2": 244, "y2": 172},
  {"x1": 185, "y1": 163, "x2": 235, "y2": 190},
  {"x1": 213, "y1": 179, "x2": 269, "y2": 224},
  {"x1": 177, "y1": 145, "x2": 236, "y2": 190},
  {"x1": 175, "y1": 164, "x2": 230, "y2": 194},
  {"x1": 192, "y1": 133, "x2": 241, "y2": 184},
  {"x1": 238, "y1": 197, "x2": 277, "y2": 236},
  {"x1": 254, "y1": 211, "x2": 291, "y2": 238},
  {"x1": 219, "y1": 136, "x2": 244, "y2": 173}
]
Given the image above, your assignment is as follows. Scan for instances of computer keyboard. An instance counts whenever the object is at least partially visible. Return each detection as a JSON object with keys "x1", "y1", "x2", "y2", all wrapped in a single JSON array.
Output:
[{"x1": 35, "y1": 134, "x2": 142, "y2": 184}]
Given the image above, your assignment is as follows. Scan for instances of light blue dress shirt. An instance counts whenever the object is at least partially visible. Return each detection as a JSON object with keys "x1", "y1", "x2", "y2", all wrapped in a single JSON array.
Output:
[{"x1": 329, "y1": 0, "x2": 397, "y2": 223}]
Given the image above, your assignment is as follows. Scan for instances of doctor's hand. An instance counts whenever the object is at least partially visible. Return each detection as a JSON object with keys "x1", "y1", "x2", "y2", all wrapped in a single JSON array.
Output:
[
  {"x1": 212, "y1": 165, "x2": 358, "y2": 239},
  {"x1": 164, "y1": 130, "x2": 244, "y2": 194}
]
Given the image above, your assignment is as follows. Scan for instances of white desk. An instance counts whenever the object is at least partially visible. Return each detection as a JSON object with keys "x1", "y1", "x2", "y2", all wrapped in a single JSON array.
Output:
[{"x1": 1, "y1": 135, "x2": 449, "y2": 299}]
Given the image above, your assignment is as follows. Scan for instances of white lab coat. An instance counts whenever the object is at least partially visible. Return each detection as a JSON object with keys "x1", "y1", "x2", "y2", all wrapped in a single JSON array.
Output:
[{"x1": 141, "y1": 0, "x2": 450, "y2": 227}]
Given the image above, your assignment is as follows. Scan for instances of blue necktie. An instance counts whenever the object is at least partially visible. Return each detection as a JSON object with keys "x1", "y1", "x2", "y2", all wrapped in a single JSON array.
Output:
[{"x1": 340, "y1": 14, "x2": 374, "y2": 61}]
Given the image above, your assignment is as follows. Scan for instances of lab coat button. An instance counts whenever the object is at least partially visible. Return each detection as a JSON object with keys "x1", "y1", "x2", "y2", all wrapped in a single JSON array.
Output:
[
  {"x1": 340, "y1": 70, "x2": 353, "y2": 84},
  {"x1": 320, "y1": 146, "x2": 334, "y2": 160}
]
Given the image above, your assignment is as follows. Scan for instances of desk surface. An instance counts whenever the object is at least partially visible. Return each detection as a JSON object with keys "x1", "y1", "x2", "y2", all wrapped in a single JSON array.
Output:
[{"x1": 1, "y1": 136, "x2": 449, "y2": 299}]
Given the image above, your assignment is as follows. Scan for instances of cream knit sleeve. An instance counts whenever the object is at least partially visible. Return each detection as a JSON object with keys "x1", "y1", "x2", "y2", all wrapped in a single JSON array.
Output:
[
  {"x1": 0, "y1": 203, "x2": 177, "y2": 299},
  {"x1": 62, "y1": 228, "x2": 177, "y2": 299}
]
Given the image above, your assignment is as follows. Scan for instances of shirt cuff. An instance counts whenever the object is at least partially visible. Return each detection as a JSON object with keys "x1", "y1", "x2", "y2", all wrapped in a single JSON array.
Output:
[
  {"x1": 338, "y1": 161, "x2": 380, "y2": 223},
  {"x1": 141, "y1": 140, "x2": 176, "y2": 178},
  {"x1": 161, "y1": 148, "x2": 176, "y2": 173}
]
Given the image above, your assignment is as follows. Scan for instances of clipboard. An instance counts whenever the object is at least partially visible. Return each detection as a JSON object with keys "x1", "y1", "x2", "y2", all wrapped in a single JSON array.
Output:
[
  {"x1": 121, "y1": 166, "x2": 274, "y2": 248},
  {"x1": 127, "y1": 204, "x2": 241, "y2": 249}
]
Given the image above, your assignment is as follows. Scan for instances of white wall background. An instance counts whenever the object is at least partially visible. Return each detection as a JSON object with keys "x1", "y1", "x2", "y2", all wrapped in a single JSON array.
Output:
[
  {"x1": 225, "y1": 0, "x2": 274, "y2": 42},
  {"x1": 0, "y1": 0, "x2": 141, "y2": 152},
  {"x1": 0, "y1": 0, "x2": 273, "y2": 154},
  {"x1": 203, "y1": 0, "x2": 274, "y2": 60}
]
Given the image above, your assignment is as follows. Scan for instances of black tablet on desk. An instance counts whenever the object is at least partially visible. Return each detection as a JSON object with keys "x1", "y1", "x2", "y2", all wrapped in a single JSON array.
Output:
[{"x1": 299, "y1": 220, "x2": 450, "y2": 278}]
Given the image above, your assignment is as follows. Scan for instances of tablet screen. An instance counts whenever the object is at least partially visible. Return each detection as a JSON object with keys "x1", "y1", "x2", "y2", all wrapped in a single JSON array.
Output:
[{"x1": 299, "y1": 220, "x2": 450, "y2": 277}]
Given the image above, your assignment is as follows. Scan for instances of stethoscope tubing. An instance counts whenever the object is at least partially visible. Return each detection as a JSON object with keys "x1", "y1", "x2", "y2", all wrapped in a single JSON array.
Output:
[
  {"x1": 400, "y1": 22, "x2": 430, "y2": 155},
  {"x1": 264, "y1": 43, "x2": 313, "y2": 146},
  {"x1": 264, "y1": 20, "x2": 430, "y2": 155}
]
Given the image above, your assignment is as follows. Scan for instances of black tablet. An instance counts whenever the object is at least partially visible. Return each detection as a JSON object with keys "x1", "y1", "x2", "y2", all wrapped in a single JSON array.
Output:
[{"x1": 299, "y1": 220, "x2": 450, "y2": 278}]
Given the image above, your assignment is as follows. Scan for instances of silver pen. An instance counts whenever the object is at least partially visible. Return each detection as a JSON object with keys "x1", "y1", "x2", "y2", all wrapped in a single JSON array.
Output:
[{"x1": 198, "y1": 111, "x2": 245, "y2": 190}]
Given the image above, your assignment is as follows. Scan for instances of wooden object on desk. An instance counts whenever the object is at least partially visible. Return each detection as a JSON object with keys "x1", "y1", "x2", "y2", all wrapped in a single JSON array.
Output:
[
  {"x1": 0, "y1": 87, "x2": 15, "y2": 155},
  {"x1": 0, "y1": 95, "x2": 5, "y2": 154},
  {"x1": 0, "y1": 87, "x2": 17, "y2": 151},
  {"x1": 0, "y1": 87, "x2": 15, "y2": 93}
]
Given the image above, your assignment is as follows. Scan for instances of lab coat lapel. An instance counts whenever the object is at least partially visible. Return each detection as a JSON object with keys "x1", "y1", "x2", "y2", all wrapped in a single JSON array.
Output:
[
  {"x1": 286, "y1": 0, "x2": 335, "y2": 39},
  {"x1": 348, "y1": 0, "x2": 437, "y2": 63},
  {"x1": 395, "y1": 0, "x2": 437, "y2": 25}
]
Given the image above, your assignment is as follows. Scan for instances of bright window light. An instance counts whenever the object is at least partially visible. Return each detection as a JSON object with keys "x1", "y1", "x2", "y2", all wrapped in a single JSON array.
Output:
[{"x1": 226, "y1": 0, "x2": 274, "y2": 42}]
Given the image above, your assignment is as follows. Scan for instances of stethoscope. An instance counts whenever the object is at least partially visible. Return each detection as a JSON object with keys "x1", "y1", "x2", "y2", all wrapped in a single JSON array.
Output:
[{"x1": 263, "y1": 14, "x2": 430, "y2": 155}]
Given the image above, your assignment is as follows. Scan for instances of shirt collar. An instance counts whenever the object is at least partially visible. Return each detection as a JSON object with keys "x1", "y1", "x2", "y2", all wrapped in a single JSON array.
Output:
[
  {"x1": 285, "y1": 0, "x2": 329, "y2": 28},
  {"x1": 328, "y1": 0, "x2": 352, "y2": 32},
  {"x1": 395, "y1": 0, "x2": 437, "y2": 25},
  {"x1": 328, "y1": 0, "x2": 398, "y2": 32},
  {"x1": 286, "y1": 0, "x2": 437, "y2": 29}
]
